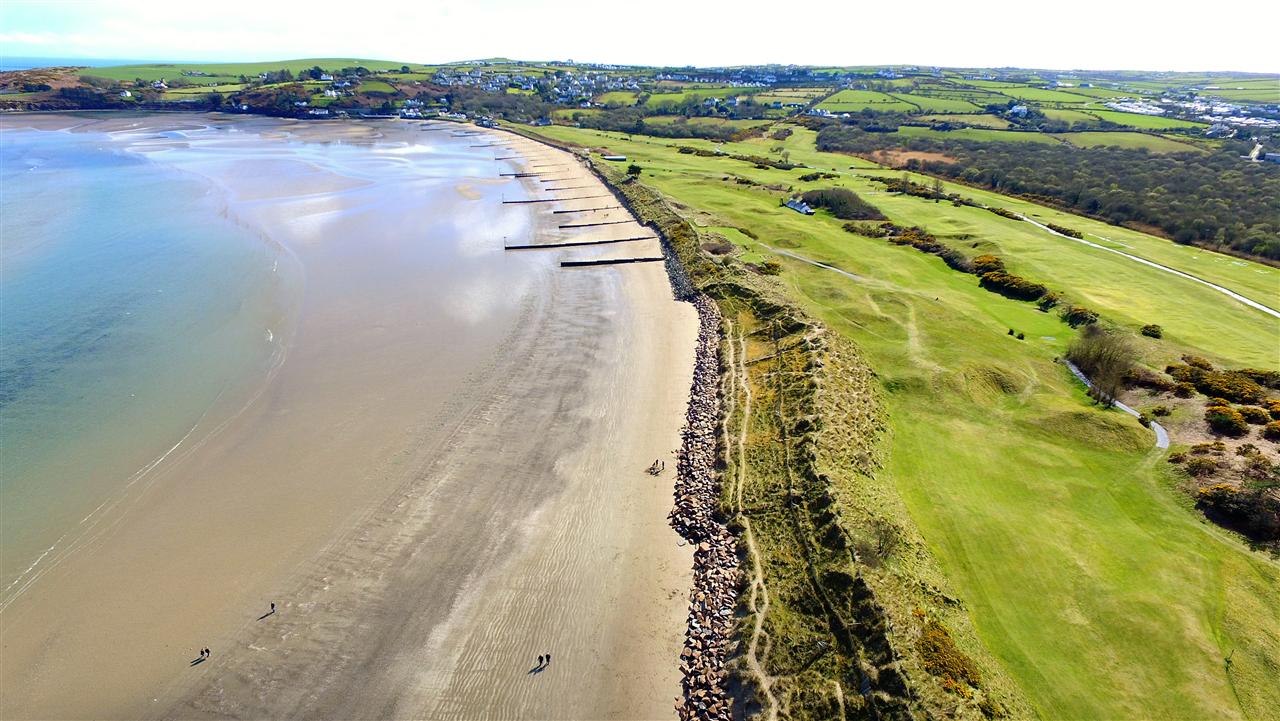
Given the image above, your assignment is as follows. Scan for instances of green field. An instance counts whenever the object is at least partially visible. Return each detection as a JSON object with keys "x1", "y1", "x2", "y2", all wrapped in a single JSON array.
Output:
[
  {"x1": 519, "y1": 122, "x2": 1280, "y2": 719},
  {"x1": 891, "y1": 92, "x2": 982, "y2": 113},
  {"x1": 919, "y1": 113, "x2": 1012, "y2": 128},
  {"x1": 1061, "y1": 131, "x2": 1204, "y2": 153},
  {"x1": 816, "y1": 88, "x2": 918, "y2": 112},
  {"x1": 645, "y1": 86, "x2": 758, "y2": 107},
  {"x1": 594, "y1": 91, "x2": 638, "y2": 105},
  {"x1": 1088, "y1": 109, "x2": 1207, "y2": 129},
  {"x1": 80, "y1": 58, "x2": 414, "y2": 84},
  {"x1": 1039, "y1": 107, "x2": 1101, "y2": 124},
  {"x1": 895, "y1": 125, "x2": 1064, "y2": 144},
  {"x1": 990, "y1": 85, "x2": 1097, "y2": 103}
]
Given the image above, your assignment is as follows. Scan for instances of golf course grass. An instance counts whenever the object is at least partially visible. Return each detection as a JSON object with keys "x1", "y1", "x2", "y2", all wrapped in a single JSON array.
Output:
[{"x1": 524, "y1": 121, "x2": 1280, "y2": 719}]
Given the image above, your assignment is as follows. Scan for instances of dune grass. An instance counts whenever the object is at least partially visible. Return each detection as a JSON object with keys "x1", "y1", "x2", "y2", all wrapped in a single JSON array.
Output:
[{"x1": 523, "y1": 122, "x2": 1280, "y2": 719}]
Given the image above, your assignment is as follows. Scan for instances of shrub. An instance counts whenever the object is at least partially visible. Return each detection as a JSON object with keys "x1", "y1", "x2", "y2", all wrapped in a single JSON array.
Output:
[
  {"x1": 800, "y1": 187, "x2": 886, "y2": 220},
  {"x1": 979, "y1": 271, "x2": 1048, "y2": 301},
  {"x1": 1183, "y1": 355, "x2": 1214, "y2": 370},
  {"x1": 1008, "y1": 328, "x2": 1015, "y2": 336},
  {"x1": 1046, "y1": 222, "x2": 1083, "y2": 238},
  {"x1": 1205, "y1": 405, "x2": 1249, "y2": 437},
  {"x1": 1197, "y1": 483, "x2": 1280, "y2": 542},
  {"x1": 1191, "y1": 441, "x2": 1227, "y2": 455},
  {"x1": 1150, "y1": 405, "x2": 1172, "y2": 416},
  {"x1": 1186, "y1": 457, "x2": 1219, "y2": 476},
  {"x1": 1174, "y1": 382, "x2": 1196, "y2": 398},
  {"x1": 986, "y1": 206, "x2": 1021, "y2": 220},
  {"x1": 1265, "y1": 421, "x2": 1280, "y2": 442},
  {"x1": 1140, "y1": 324, "x2": 1163, "y2": 338},
  {"x1": 1138, "y1": 413, "x2": 1152, "y2": 428},
  {"x1": 917, "y1": 619, "x2": 981, "y2": 693},
  {"x1": 798, "y1": 171, "x2": 838, "y2": 181},
  {"x1": 971, "y1": 254, "x2": 1005, "y2": 274},
  {"x1": 1016, "y1": 332, "x2": 1025, "y2": 340},
  {"x1": 1238, "y1": 368, "x2": 1280, "y2": 389},
  {"x1": 1236, "y1": 443, "x2": 1260, "y2": 457},
  {"x1": 1168, "y1": 452, "x2": 1187, "y2": 463},
  {"x1": 1036, "y1": 291, "x2": 1061, "y2": 311},
  {"x1": 1165, "y1": 363, "x2": 1265, "y2": 404},
  {"x1": 1061, "y1": 305, "x2": 1099, "y2": 327},
  {"x1": 771, "y1": 127, "x2": 793, "y2": 141},
  {"x1": 758, "y1": 259, "x2": 783, "y2": 275},
  {"x1": 1240, "y1": 406, "x2": 1271, "y2": 424}
]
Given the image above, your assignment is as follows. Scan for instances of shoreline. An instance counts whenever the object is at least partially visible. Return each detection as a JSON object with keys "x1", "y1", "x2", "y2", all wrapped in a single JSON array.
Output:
[{"x1": 1, "y1": 115, "x2": 698, "y2": 719}]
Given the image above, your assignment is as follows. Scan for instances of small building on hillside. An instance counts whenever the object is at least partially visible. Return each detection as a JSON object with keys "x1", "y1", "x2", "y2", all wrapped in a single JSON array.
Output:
[{"x1": 785, "y1": 197, "x2": 815, "y2": 215}]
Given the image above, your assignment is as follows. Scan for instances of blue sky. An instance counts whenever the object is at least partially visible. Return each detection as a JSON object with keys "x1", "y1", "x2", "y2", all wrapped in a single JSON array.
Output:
[{"x1": 2, "y1": 0, "x2": 1277, "y2": 72}]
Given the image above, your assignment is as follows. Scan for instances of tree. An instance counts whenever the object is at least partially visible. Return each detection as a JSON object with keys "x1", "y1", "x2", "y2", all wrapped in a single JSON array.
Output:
[
  {"x1": 626, "y1": 164, "x2": 642, "y2": 177},
  {"x1": 205, "y1": 92, "x2": 224, "y2": 109},
  {"x1": 1066, "y1": 325, "x2": 1136, "y2": 408}
]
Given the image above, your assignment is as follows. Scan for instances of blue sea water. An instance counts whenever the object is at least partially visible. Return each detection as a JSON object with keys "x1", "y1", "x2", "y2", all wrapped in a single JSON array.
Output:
[
  {"x1": 0, "y1": 127, "x2": 293, "y2": 592},
  {"x1": 0, "y1": 57, "x2": 159, "y2": 72}
]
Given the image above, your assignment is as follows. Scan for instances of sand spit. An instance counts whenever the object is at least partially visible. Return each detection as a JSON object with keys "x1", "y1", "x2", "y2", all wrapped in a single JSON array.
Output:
[{"x1": 0, "y1": 115, "x2": 696, "y2": 720}]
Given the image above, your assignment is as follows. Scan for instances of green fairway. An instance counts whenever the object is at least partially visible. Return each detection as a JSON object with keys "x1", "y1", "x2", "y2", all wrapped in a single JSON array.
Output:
[
  {"x1": 1061, "y1": 131, "x2": 1205, "y2": 153},
  {"x1": 520, "y1": 123, "x2": 1280, "y2": 719}
]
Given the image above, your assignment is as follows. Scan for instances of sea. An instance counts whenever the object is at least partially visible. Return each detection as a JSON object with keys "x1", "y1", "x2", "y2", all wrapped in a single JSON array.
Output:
[
  {"x1": 0, "y1": 122, "x2": 294, "y2": 603},
  {"x1": 0, "y1": 57, "x2": 160, "y2": 72}
]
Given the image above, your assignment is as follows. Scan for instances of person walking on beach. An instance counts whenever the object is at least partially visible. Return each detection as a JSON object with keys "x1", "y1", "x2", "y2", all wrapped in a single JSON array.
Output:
[
  {"x1": 270, "y1": 602, "x2": 276, "y2": 614},
  {"x1": 545, "y1": 652, "x2": 551, "y2": 665},
  {"x1": 537, "y1": 655, "x2": 544, "y2": 667}
]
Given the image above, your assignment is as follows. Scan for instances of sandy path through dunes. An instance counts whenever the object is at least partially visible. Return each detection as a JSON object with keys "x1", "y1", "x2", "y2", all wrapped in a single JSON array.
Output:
[{"x1": 0, "y1": 116, "x2": 695, "y2": 720}]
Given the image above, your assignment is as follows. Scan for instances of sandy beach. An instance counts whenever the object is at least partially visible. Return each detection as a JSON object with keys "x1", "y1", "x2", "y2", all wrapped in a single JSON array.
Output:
[{"x1": 0, "y1": 115, "x2": 696, "y2": 719}]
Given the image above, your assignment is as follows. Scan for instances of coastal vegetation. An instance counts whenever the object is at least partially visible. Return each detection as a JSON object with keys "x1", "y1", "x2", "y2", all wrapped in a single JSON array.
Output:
[{"x1": 519, "y1": 120, "x2": 1280, "y2": 720}]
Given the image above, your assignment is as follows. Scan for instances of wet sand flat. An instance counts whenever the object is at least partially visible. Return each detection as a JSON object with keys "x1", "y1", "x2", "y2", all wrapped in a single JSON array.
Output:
[{"x1": 0, "y1": 116, "x2": 695, "y2": 719}]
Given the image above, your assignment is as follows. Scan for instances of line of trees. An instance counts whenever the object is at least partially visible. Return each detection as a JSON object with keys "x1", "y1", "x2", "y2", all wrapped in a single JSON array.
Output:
[{"x1": 815, "y1": 124, "x2": 1280, "y2": 261}]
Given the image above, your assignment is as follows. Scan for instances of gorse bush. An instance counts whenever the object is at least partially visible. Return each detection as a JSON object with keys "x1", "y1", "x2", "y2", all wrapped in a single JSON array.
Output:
[
  {"x1": 1061, "y1": 305, "x2": 1099, "y2": 327},
  {"x1": 1264, "y1": 421, "x2": 1280, "y2": 442},
  {"x1": 1140, "y1": 324, "x2": 1163, "y2": 338},
  {"x1": 979, "y1": 271, "x2": 1048, "y2": 301},
  {"x1": 1240, "y1": 406, "x2": 1272, "y2": 425},
  {"x1": 971, "y1": 254, "x2": 1005, "y2": 274},
  {"x1": 1166, "y1": 363, "x2": 1266, "y2": 404},
  {"x1": 1205, "y1": 405, "x2": 1249, "y2": 437}
]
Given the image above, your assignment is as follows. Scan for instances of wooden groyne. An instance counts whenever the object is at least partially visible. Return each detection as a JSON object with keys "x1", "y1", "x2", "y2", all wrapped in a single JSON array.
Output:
[
  {"x1": 551, "y1": 203, "x2": 617, "y2": 213},
  {"x1": 542, "y1": 185, "x2": 593, "y2": 191},
  {"x1": 558, "y1": 219, "x2": 633, "y2": 229},
  {"x1": 504, "y1": 235, "x2": 656, "y2": 250},
  {"x1": 559, "y1": 256, "x2": 664, "y2": 267}
]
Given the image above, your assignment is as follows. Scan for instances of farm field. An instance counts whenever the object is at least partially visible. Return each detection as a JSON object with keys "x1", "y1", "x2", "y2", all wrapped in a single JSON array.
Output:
[
  {"x1": 80, "y1": 58, "x2": 413, "y2": 84},
  {"x1": 894, "y1": 125, "x2": 1064, "y2": 144},
  {"x1": 594, "y1": 90, "x2": 637, "y2": 105},
  {"x1": 1088, "y1": 109, "x2": 1207, "y2": 129},
  {"x1": 1039, "y1": 107, "x2": 1100, "y2": 124},
  {"x1": 1061, "y1": 131, "x2": 1205, "y2": 153},
  {"x1": 889, "y1": 92, "x2": 981, "y2": 113},
  {"x1": 816, "y1": 88, "x2": 917, "y2": 112},
  {"x1": 919, "y1": 113, "x2": 1012, "y2": 127},
  {"x1": 518, "y1": 122, "x2": 1280, "y2": 720}
]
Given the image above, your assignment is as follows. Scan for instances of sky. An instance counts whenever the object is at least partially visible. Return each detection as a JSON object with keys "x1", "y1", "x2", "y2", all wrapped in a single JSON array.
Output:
[{"x1": 2, "y1": 0, "x2": 1277, "y2": 73}]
